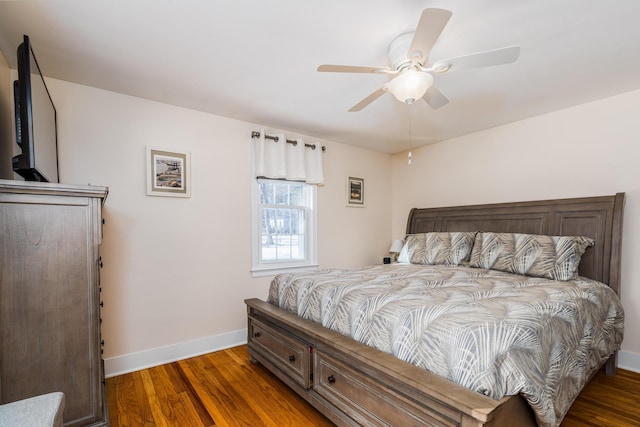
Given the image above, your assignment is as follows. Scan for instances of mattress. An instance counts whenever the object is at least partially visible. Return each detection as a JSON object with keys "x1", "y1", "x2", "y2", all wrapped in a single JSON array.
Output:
[{"x1": 267, "y1": 264, "x2": 624, "y2": 427}]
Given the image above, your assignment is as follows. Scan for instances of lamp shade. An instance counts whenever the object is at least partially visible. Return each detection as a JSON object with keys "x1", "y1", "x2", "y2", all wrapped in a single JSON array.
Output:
[
  {"x1": 389, "y1": 239, "x2": 404, "y2": 253},
  {"x1": 386, "y1": 70, "x2": 434, "y2": 104}
]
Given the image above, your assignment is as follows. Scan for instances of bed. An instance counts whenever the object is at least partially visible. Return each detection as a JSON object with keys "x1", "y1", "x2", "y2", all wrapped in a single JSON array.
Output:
[{"x1": 245, "y1": 193, "x2": 625, "y2": 427}]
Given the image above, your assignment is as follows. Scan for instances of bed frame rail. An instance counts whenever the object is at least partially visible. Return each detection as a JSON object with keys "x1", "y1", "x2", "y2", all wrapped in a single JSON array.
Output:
[{"x1": 246, "y1": 298, "x2": 536, "y2": 427}]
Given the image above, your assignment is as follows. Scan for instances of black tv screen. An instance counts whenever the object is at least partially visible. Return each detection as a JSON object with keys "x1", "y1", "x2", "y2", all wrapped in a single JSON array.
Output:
[{"x1": 12, "y1": 35, "x2": 59, "y2": 183}]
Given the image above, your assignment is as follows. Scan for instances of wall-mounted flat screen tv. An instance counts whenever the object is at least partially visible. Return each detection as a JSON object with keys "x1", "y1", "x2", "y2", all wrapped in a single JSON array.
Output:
[{"x1": 12, "y1": 35, "x2": 59, "y2": 182}]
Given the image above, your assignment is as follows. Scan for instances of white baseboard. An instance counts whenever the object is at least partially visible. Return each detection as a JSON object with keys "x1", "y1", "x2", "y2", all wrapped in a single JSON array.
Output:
[
  {"x1": 104, "y1": 331, "x2": 640, "y2": 378},
  {"x1": 104, "y1": 329, "x2": 247, "y2": 378},
  {"x1": 618, "y1": 350, "x2": 640, "y2": 373}
]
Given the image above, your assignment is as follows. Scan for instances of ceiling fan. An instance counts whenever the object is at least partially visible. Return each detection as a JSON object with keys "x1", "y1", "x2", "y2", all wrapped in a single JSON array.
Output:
[{"x1": 318, "y1": 8, "x2": 520, "y2": 112}]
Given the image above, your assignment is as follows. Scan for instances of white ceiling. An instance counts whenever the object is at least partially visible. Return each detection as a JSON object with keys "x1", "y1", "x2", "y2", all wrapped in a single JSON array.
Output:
[{"x1": 0, "y1": 0, "x2": 639, "y2": 154}]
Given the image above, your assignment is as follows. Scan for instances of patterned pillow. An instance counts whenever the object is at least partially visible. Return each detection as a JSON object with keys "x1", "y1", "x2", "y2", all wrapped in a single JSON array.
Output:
[
  {"x1": 397, "y1": 232, "x2": 477, "y2": 266},
  {"x1": 469, "y1": 232, "x2": 594, "y2": 281}
]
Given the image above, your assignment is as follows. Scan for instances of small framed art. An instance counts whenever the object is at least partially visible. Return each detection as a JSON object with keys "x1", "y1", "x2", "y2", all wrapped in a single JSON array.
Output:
[
  {"x1": 346, "y1": 176, "x2": 365, "y2": 207},
  {"x1": 146, "y1": 146, "x2": 191, "y2": 197}
]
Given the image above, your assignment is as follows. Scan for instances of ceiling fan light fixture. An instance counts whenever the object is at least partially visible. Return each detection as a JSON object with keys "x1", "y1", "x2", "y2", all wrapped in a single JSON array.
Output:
[{"x1": 387, "y1": 70, "x2": 433, "y2": 104}]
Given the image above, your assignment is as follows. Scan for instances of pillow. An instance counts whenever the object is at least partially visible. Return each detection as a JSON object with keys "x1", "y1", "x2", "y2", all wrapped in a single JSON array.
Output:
[
  {"x1": 397, "y1": 232, "x2": 477, "y2": 266},
  {"x1": 469, "y1": 232, "x2": 594, "y2": 281}
]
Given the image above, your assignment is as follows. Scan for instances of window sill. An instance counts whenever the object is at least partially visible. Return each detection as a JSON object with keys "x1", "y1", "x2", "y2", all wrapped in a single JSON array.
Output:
[{"x1": 251, "y1": 263, "x2": 319, "y2": 278}]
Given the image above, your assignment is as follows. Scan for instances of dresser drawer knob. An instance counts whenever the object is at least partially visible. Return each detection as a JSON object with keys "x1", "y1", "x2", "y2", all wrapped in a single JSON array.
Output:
[
  {"x1": 327, "y1": 375, "x2": 336, "y2": 384},
  {"x1": 289, "y1": 354, "x2": 296, "y2": 362},
  {"x1": 253, "y1": 331, "x2": 261, "y2": 338}
]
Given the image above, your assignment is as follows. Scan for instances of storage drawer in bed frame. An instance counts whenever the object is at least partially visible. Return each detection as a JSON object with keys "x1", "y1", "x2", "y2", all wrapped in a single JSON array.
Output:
[
  {"x1": 247, "y1": 317, "x2": 312, "y2": 389},
  {"x1": 314, "y1": 349, "x2": 459, "y2": 427}
]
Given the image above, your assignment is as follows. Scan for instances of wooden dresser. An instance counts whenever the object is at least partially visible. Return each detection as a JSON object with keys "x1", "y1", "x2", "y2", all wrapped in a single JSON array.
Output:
[{"x1": 0, "y1": 179, "x2": 109, "y2": 427}]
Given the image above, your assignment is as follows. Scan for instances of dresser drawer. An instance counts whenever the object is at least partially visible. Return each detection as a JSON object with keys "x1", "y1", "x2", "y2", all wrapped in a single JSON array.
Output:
[
  {"x1": 248, "y1": 318, "x2": 312, "y2": 388},
  {"x1": 314, "y1": 350, "x2": 459, "y2": 427}
]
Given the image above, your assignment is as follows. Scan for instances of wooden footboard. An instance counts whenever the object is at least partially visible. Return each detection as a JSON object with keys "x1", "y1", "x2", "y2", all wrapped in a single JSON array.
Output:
[{"x1": 245, "y1": 298, "x2": 537, "y2": 427}]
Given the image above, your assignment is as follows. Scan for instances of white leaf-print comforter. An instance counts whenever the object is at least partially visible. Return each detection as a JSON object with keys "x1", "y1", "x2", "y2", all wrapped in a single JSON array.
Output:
[{"x1": 267, "y1": 264, "x2": 624, "y2": 427}]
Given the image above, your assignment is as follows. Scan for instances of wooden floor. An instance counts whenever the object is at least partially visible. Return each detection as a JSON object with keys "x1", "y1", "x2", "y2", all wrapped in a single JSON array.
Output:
[{"x1": 106, "y1": 346, "x2": 640, "y2": 426}]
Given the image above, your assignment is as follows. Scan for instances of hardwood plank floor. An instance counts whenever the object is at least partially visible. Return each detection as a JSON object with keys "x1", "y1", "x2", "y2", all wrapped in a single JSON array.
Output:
[
  {"x1": 107, "y1": 346, "x2": 640, "y2": 426},
  {"x1": 561, "y1": 368, "x2": 640, "y2": 427},
  {"x1": 106, "y1": 346, "x2": 333, "y2": 427}
]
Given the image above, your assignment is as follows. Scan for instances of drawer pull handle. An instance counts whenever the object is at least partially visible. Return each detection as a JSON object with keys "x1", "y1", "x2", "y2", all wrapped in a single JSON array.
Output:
[
  {"x1": 253, "y1": 332, "x2": 261, "y2": 338},
  {"x1": 327, "y1": 375, "x2": 336, "y2": 384},
  {"x1": 288, "y1": 354, "x2": 296, "y2": 362}
]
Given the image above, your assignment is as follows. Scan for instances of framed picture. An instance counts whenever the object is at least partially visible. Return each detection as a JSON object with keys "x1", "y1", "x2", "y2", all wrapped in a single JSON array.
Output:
[
  {"x1": 146, "y1": 146, "x2": 191, "y2": 197},
  {"x1": 346, "y1": 176, "x2": 365, "y2": 207}
]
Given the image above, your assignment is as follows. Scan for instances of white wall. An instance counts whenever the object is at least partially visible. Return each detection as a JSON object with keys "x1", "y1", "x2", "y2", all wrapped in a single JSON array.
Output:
[
  {"x1": 0, "y1": 51, "x2": 13, "y2": 179},
  {"x1": 45, "y1": 78, "x2": 392, "y2": 375},
  {"x1": 10, "y1": 72, "x2": 638, "y2": 375},
  {"x1": 391, "y1": 89, "x2": 640, "y2": 370},
  {"x1": 317, "y1": 141, "x2": 392, "y2": 268}
]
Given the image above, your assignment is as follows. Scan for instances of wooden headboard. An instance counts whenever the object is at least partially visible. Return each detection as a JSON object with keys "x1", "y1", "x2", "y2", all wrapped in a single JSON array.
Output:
[{"x1": 406, "y1": 193, "x2": 625, "y2": 294}]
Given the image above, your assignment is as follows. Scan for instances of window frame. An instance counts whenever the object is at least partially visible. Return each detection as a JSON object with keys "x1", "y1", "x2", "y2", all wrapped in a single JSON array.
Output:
[{"x1": 251, "y1": 177, "x2": 317, "y2": 277}]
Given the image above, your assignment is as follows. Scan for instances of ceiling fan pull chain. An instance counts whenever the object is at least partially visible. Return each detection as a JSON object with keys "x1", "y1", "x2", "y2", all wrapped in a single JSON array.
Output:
[{"x1": 408, "y1": 106, "x2": 413, "y2": 166}]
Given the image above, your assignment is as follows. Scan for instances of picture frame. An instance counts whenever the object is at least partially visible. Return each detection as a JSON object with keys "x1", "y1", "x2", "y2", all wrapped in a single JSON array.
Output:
[
  {"x1": 346, "y1": 176, "x2": 365, "y2": 207},
  {"x1": 146, "y1": 146, "x2": 191, "y2": 197}
]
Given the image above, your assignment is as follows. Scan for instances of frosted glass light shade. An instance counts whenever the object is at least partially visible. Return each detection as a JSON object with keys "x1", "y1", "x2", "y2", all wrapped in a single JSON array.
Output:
[{"x1": 387, "y1": 70, "x2": 434, "y2": 104}]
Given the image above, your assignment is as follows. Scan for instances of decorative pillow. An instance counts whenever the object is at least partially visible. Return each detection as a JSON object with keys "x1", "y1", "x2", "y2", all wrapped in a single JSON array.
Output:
[
  {"x1": 397, "y1": 234, "x2": 420, "y2": 263},
  {"x1": 469, "y1": 232, "x2": 594, "y2": 281},
  {"x1": 397, "y1": 232, "x2": 477, "y2": 266}
]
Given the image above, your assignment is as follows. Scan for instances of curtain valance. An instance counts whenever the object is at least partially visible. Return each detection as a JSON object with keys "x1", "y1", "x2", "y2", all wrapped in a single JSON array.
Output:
[{"x1": 253, "y1": 129, "x2": 324, "y2": 184}]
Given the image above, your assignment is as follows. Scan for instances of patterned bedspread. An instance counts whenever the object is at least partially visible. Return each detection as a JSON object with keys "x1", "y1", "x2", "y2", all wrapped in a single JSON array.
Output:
[{"x1": 267, "y1": 264, "x2": 624, "y2": 427}]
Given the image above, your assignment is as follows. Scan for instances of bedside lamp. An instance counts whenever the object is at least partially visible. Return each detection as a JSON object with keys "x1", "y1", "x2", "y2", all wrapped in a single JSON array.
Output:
[{"x1": 389, "y1": 239, "x2": 404, "y2": 262}]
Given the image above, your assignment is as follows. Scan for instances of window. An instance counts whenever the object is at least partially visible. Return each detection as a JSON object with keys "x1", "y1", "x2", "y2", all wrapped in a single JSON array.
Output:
[{"x1": 251, "y1": 178, "x2": 317, "y2": 275}]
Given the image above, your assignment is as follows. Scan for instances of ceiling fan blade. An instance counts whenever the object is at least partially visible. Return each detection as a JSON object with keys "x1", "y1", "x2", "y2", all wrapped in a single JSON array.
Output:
[
  {"x1": 408, "y1": 8, "x2": 453, "y2": 61},
  {"x1": 432, "y1": 46, "x2": 520, "y2": 72},
  {"x1": 348, "y1": 87, "x2": 387, "y2": 112},
  {"x1": 318, "y1": 64, "x2": 392, "y2": 74},
  {"x1": 422, "y1": 85, "x2": 449, "y2": 109}
]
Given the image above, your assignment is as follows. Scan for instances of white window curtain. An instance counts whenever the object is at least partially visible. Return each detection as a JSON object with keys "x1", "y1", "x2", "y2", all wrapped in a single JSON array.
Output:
[{"x1": 254, "y1": 129, "x2": 324, "y2": 184}]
